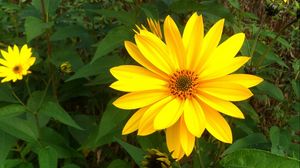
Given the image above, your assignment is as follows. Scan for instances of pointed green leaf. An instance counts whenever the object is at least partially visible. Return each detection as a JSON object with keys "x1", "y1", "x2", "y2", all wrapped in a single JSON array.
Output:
[
  {"x1": 115, "y1": 138, "x2": 145, "y2": 166},
  {"x1": 0, "y1": 104, "x2": 26, "y2": 120},
  {"x1": 24, "y1": 16, "x2": 53, "y2": 42},
  {"x1": 223, "y1": 133, "x2": 267, "y2": 155},
  {"x1": 221, "y1": 149, "x2": 300, "y2": 168},
  {"x1": 0, "y1": 117, "x2": 38, "y2": 142},
  {"x1": 257, "y1": 81, "x2": 284, "y2": 101},
  {"x1": 92, "y1": 26, "x2": 132, "y2": 62},
  {"x1": 38, "y1": 146, "x2": 58, "y2": 168},
  {"x1": 40, "y1": 101, "x2": 83, "y2": 130}
]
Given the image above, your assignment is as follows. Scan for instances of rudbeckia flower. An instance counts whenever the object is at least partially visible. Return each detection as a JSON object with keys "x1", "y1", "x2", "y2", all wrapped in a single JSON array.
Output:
[
  {"x1": 110, "y1": 13, "x2": 263, "y2": 160},
  {"x1": 0, "y1": 45, "x2": 36, "y2": 83}
]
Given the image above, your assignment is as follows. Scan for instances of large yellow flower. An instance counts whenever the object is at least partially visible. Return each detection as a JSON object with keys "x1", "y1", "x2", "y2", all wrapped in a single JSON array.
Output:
[
  {"x1": 0, "y1": 45, "x2": 36, "y2": 83},
  {"x1": 110, "y1": 13, "x2": 263, "y2": 160}
]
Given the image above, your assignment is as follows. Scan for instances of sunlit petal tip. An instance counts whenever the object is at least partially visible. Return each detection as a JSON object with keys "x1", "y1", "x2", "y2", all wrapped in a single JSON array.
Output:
[{"x1": 256, "y1": 76, "x2": 264, "y2": 85}]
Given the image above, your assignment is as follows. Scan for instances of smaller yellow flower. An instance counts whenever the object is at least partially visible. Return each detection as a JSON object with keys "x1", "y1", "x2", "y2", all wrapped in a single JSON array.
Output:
[
  {"x1": 0, "y1": 45, "x2": 36, "y2": 83},
  {"x1": 136, "y1": 18, "x2": 163, "y2": 39}
]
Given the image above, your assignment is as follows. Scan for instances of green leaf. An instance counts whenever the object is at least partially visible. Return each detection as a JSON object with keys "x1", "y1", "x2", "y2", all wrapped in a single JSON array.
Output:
[
  {"x1": 0, "y1": 84, "x2": 17, "y2": 103},
  {"x1": 39, "y1": 127, "x2": 81, "y2": 158},
  {"x1": 87, "y1": 9, "x2": 136, "y2": 27},
  {"x1": 31, "y1": 0, "x2": 62, "y2": 17},
  {"x1": 62, "y1": 164, "x2": 80, "y2": 168},
  {"x1": 66, "y1": 55, "x2": 124, "y2": 81},
  {"x1": 238, "y1": 102, "x2": 259, "y2": 123},
  {"x1": 257, "y1": 81, "x2": 284, "y2": 101},
  {"x1": 223, "y1": 133, "x2": 268, "y2": 155},
  {"x1": 50, "y1": 46, "x2": 84, "y2": 71},
  {"x1": 107, "y1": 159, "x2": 131, "y2": 168},
  {"x1": 227, "y1": 0, "x2": 240, "y2": 9},
  {"x1": 38, "y1": 146, "x2": 58, "y2": 168},
  {"x1": 220, "y1": 149, "x2": 300, "y2": 168},
  {"x1": 0, "y1": 159, "x2": 23, "y2": 168},
  {"x1": 93, "y1": 99, "x2": 129, "y2": 146},
  {"x1": 0, "y1": 130, "x2": 17, "y2": 163},
  {"x1": 140, "y1": 4, "x2": 159, "y2": 19},
  {"x1": 40, "y1": 101, "x2": 83, "y2": 130},
  {"x1": 92, "y1": 26, "x2": 132, "y2": 62},
  {"x1": 169, "y1": 0, "x2": 201, "y2": 14},
  {"x1": 0, "y1": 117, "x2": 38, "y2": 142},
  {"x1": 0, "y1": 104, "x2": 26, "y2": 120},
  {"x1": 137, "y1": 132, "x2": 164, "y2": 150},
  {"x1": 288, "y1": 115, "x2": 300, "y2": 130},
  {"x1": 291, "y1": 79, "x2": 300, "y2": 99},
  {"x1": 250, "y1": 41, "x2": 287, "y2": 67},
  {"x1": 50, "y1": 25, "x2": 90, "y2": 41},
  {"x1": 270, "y1": 126, "x2": 291, "y2": 155},
  {"x1": 24, "y1": 16, "x2": 52, "y2": 42},
  {"x1": 115, "y1": 138, "x2": 145, "y2": 166},
  {"x1": 27, "y1": 91, "x2": 54, "y2": 115}
]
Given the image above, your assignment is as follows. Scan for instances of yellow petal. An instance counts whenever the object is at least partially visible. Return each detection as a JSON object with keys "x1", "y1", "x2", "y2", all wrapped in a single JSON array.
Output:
[
  {"x1": 164, "y1": 15, "x2": 184, "y2": 69},
  {"x1": 153, "y1": 98, "x2": 184, "y2": 130},
  {"x1": 110, "y1": 80, "x2": 167, "y2": 92},
  {"x1": 122, "y1": 107, "x2": 147, "y2": 135},
  {"x1": 202, "y1": 74, "x2": 263, "y2": 88},
  {"x1": 196, "y1": 19, "x2": 224, "y2": 73},
  {"x1": 124, "y1": 41, "x2": 168, "y2": 78},
  {"x1": 27, "y1": 56, "x2": 36, "y2": 66},
  {"x1": 201, "y1": 103, "x2": 232, "y2": 143},
  {"x1": 147, "y1": 18, "x2": 162, "y2": 39},
  {"x1": 179, "y1": 117, "x2": 195, "y2": 156},
  {"x1": 13, "y1": 45, "x2": 20, "y2": 59},
  {"x1": 112, "y1": 90, "x2": 169, "y2": 110},
  {"x1": 203, "y1": 33, "x2": 245, "y2": 70},
  {"x1": 110, "y1": 65, "x2": 165, "y2": 82},
  {"x1": 166, "y1": 122, "x2": 185, "y2": 160},
  {"x1": 138, "y1": 96, "x2": 173, "y2": 136},
  {"x1": 135, "y1": 31, "x2": 174, "y2": 74},
  {"x1": 0, "y1": 58, "x2": 11, "y2": 67},
  {"x1": 0, "y1": 50, "x2": 11, "y2": 62},
  {"x1": 183, "y1": 98, "x2": 205, "y2": 137},
  {"x1": 198, "y1": 83, "x2": 253, "y2": 101},
  {"x1": 182, "y1": 13, "x2": 204, "y2": 70},
  {"x1": 20, "y1": 44, "x2": 32, "y2": 60},
  {"x1": 197, "y1": 93, "x2": 244, "y2": 119},
  {"x1": 200, "y1": 56, "x2": 250, "y2": 80}
]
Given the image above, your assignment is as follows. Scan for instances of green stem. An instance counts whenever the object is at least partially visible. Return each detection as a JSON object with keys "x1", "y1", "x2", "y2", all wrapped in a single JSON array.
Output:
[
  {"x1": 249, "y1": 15, "x2": 265, "y2": 67},
  {"x1": 255, "y1": 18, "x2": 298, "y2": 67},
  {"x1": 196, "y1": 140, "x2": 205, "y2": 168},
  {"x1": 10, "y1": 85, "x2": 26, "y2": 107},
  {"x1": 25, "y1": 77, "x2": 31, "y2": 97}
]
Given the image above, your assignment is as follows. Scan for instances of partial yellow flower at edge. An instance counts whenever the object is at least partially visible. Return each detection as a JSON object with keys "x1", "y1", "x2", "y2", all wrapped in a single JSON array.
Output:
[
  {"x1": 0, "y1": 44, "x2": 36, "y2": 83},
  {"x1": 135, "y1": 18, "x2": 163, "y2": 39},
  {"x1": 110, "y1": 13, "x2": 263, "y2": 160}
]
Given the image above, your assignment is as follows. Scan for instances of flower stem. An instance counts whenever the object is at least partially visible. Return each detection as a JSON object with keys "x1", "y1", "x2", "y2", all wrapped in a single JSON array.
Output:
[{"x1": 10, "y1": 85, "x2": 26, "y2": 108}]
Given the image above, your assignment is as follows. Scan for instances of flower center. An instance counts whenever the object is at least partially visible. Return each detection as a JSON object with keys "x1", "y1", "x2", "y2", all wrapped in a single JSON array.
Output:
[
  {"x1": 13, "y1": 65, "x2": 22, "y2": 74},
  {"x1": 169, "y1": 70, "x2": 199, "y2": 99}
]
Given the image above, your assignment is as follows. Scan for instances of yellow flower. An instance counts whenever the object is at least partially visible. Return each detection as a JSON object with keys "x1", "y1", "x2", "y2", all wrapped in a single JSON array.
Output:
[
  {"x1": 0, "y1": 45, "x2": 36, "y2": 83},
  {"x1": 110, "y1": 13, "x2": 263, "y2": 160}
]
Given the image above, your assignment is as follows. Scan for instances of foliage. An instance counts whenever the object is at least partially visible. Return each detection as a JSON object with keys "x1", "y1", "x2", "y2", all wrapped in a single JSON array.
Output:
[{"x1": 0, "y1": 0, "x2": 299, "y2": 167}]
